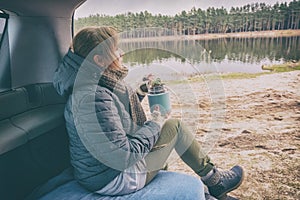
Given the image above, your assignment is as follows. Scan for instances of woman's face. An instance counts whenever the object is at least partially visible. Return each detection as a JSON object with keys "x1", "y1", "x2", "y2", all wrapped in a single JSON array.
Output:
[
  {"x1": 93, "y1": 47, "x2": 124, "y2": 69},
  {"x1": 114, "y1": 48, "x2": 124, "y2": 64}
]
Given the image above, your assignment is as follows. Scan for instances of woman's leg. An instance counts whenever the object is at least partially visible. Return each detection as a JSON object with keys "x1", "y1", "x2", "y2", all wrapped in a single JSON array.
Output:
[
  {"x1": 144, "y1": 118, "x2": 244, "y2": 199},
  {"x1": 144, "y1": 118, "x2": 214, "y2": 184}
]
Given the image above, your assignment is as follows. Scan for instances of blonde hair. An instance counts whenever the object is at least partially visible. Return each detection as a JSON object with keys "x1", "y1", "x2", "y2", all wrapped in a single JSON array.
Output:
[{"x1": 72, "y1": 26, "x2": 121, "y2": 69}]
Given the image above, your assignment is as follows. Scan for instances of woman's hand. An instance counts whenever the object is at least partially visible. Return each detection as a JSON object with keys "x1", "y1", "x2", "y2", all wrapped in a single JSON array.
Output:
[
  {"x1": 150, "y1": 105, "x2": 169, "y2": 128},
  {"x1": 143, "y1": 73, "x2": 155, "y2": 82},
  {"x1": 136, "y1": 74, "x2": 155, "y2": 97}
]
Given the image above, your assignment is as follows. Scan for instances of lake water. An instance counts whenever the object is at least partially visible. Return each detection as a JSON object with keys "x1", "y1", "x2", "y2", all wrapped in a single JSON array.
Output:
[{"x1": 120, "y1": 36, "x2": 299, "y2": 81}]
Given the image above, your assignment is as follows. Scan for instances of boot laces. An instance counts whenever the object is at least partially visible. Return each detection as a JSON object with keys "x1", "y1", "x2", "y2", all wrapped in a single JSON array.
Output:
[{"x1": 219, "y1": 169, "x2": 235, "y2": 179}]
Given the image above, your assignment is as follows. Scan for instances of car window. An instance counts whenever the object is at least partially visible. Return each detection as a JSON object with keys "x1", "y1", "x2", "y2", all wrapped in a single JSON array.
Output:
[
  {"x1": 0, "y1": 11, "x2": 8, "y2": 46},
  {"x1": 0, "y1": 10, "x2": 9, "y2": 92}
]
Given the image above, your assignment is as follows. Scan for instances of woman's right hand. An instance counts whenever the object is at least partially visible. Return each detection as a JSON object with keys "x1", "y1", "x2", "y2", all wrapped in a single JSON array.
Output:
[{"x1": 151, "y1": 105, "x2": 169, "y2": 128}]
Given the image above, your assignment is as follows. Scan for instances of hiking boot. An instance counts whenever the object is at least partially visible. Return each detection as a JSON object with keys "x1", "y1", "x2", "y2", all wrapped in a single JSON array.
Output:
[
  {"x1": 202, "y1": 165, "x2": 244, "y2": 199},
  {"x1": 205, "y1": 193, "x2": 239, "y2": 200},
  {"x1": 204, "y1": 186, "x2": 218, "y2": 200},
  {"x1": 205, "y1": 192, "x2": 218, "y2": 200}
]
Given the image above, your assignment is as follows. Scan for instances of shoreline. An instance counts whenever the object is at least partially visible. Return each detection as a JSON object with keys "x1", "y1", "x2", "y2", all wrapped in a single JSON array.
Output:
[
  {"x1": 166, "y1": 70, "x2": 300, "y2": 199},
  {"x1": 165, "y1": 61, "x2": 300, "y2": 85},
  {"x1": 121, "y1": 29, "x2": 300, "y2": 42}
]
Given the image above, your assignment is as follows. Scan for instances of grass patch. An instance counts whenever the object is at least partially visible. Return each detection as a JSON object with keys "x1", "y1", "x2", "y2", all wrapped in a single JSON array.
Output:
[
  {"x1": 166, "y1": 72, "x2": 270, "y2": 85},
  {"x1": 166, "y1": 76, "x2": 205, "y2": 85},
  {"x1": 262, "y1": 60, "x2": 300, "y2": 72},
  {"x1": 219, "y1": 72, "x2": 270, "y2": 79},
  {"x1": 166, "y1": 60, "x2": 300, "y2": 85},
  {"x1": 166, "y1": 72, "x2": 271, "y2": 84}
]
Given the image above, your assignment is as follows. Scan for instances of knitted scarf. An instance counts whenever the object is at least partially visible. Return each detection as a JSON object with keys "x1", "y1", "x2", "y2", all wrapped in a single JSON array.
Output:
[{"x1": 98, "y1": 66, "x2": 147, "y2": 128}]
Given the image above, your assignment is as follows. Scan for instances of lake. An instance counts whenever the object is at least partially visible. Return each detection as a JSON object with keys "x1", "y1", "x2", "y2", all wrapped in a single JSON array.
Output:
[{"x1": 120, "y1": 36, "x2": 299, "y2": 81}]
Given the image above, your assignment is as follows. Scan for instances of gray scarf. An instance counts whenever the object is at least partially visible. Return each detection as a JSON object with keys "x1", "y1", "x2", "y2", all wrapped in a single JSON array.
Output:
[{"x1": 98, "y1": 67, "x2": 147, "y2": 128}]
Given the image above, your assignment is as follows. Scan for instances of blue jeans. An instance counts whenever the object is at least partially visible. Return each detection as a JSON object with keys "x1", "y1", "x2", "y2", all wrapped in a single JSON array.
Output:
[
  {"x1": 26, "y1": 119, "x2": 210, "y2": 200},
  {"x1": 26, "y1": 168, "x2": 205, "y2": 200}
]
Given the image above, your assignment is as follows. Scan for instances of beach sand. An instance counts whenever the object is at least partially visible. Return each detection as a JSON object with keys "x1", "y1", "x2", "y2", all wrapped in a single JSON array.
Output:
[
  {"x1": 143, "y1": 70, "x2": 299, "y2": 199},
  {"x1": 121, "y1": 29, "x2": 300, "y2": 42}
]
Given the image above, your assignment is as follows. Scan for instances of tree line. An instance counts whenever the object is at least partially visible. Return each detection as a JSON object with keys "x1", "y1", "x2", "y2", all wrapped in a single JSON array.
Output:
[{"x1": 75, "y1": 0, "x2": 300, "y2": 36}]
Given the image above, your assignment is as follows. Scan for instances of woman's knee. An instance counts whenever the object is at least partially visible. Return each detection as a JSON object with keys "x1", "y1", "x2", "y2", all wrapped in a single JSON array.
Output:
[
  {"x1": 161, "y1": 118, "x2": 180, "y2": 130},
  {"x1": 164, "y1": 118, "x2": 195, "y2": 148},
  {"x1": 155, "y1": 118, "x2": 180, "y2": 146}
]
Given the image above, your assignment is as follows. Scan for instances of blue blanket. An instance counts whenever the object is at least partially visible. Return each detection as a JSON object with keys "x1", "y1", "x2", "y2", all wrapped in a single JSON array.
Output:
[{"x1": 26, "y1": 168, "x2": 205, "y2": 200}]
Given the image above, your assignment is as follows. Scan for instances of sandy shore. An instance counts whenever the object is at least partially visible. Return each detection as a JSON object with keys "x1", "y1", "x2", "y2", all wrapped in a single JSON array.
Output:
[
  {"x1": 148, "y1": 70, "x2": 300, "y2": 199},
  {"x1": 122, "y1": 30, "x2": 300, "y2": 42},
  {"x1": 185, "y1": 29, "x2": 300, "y2": 40}
]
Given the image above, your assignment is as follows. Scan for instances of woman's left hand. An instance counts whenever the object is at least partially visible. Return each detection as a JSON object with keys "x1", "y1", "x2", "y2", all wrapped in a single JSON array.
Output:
[{"x1": 136, "y1": 74, "x2": 155, "y2": 96}]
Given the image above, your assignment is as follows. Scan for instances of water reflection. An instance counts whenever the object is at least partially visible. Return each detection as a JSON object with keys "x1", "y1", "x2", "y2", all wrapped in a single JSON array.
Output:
[{"x1": 120, "y1": 36, "x2": 299, "y2": 74}]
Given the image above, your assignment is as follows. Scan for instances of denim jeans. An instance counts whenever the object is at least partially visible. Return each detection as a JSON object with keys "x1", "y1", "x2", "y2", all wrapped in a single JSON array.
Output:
[
  {"x1": 26, "y1": 119, "x2": 209, "y2": 200},
  {"x1": 26, "y1": 169, "x2": 205, "y2": 200},
  {"x1": 145, "y1": 119, "x2": 214, "y2": 184}
]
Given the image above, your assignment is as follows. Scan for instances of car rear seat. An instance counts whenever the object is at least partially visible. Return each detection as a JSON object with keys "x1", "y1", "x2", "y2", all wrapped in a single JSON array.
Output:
[
  {"x1": 0, "y1": 83, "x2": 206, "y2": 200},
  {"x1": 0, "y1": 83, "x2": 70, "y2": 200}
]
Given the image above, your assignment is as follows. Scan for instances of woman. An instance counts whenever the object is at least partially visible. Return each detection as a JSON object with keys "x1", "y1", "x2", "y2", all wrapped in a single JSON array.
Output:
[{"x1": 53, "y1": 26, "x2": 244, "y2": 199}]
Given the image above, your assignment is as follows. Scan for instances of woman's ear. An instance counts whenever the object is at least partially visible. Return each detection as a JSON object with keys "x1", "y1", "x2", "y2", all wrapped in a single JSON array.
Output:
[{"x1": 93, "y1": 55, "x2": 105, "y2": 67}]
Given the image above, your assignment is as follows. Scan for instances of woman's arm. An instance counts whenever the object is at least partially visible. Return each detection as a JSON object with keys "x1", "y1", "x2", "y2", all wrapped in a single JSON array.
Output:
[{"x1": 74, "y1": 88, "x2": 160, "y2": 171}]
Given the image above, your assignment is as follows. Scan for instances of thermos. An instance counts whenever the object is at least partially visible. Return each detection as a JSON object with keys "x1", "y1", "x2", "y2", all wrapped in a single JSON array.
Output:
[{"x1": 147, "y1": 84, "x2": 171, "y2": 116}]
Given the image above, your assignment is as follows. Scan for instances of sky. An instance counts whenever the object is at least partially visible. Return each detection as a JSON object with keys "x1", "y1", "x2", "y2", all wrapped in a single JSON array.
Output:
[{"x1": 75, "y1": 0, "x2": 293, "y2": 18}]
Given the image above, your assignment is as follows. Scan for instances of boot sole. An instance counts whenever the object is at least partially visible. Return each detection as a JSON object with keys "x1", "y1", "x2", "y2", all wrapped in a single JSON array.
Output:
[
  {"x1": 219, "y1": 194, "x2": 239, "y2": 200},
  {"x1": 215, "y1": 168, "x2": 245, "y2": 200}
]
